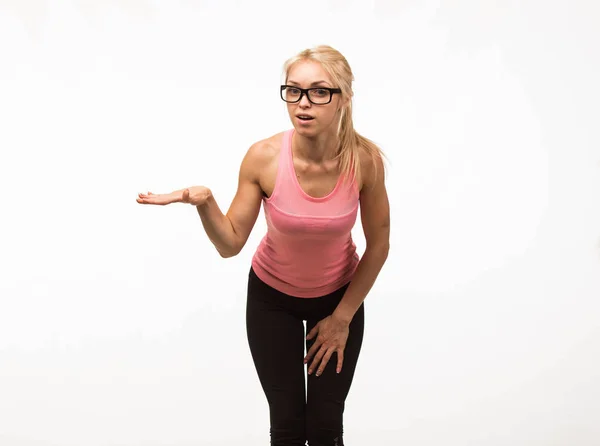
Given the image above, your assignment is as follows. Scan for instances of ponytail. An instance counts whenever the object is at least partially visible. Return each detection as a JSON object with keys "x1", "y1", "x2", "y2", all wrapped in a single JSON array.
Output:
[{"x1": 336, "y1": 101, "x2": 385, "y2": 189}]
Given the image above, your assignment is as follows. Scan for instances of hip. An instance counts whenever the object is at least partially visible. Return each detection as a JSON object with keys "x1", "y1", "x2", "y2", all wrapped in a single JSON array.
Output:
[{"x1": 247, "y1": 265, "x2": 353, "y2": 321}]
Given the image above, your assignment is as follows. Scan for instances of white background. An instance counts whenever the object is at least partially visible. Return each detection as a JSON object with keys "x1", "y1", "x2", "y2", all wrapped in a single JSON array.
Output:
[{"x1": 1, "y1": 0, "x2": 599, "y2": 445}]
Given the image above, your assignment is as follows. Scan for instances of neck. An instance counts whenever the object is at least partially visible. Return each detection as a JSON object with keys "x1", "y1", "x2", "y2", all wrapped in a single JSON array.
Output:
[{"x1": 292, "y1": 129, "x2": 340, "y2": 163}]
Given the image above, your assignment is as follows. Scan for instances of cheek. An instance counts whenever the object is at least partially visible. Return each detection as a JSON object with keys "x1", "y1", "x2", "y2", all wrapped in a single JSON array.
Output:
[{"x1": 321, "y1": 107, "x2": 340, "y2": 124}]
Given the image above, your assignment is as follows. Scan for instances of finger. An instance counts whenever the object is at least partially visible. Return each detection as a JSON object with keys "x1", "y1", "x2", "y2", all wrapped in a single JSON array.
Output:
[
  {"x1": 137, "y1": 196, "x2": 162, "y2": 205},
  {"x1": 315, "y1": 347, "x2": 336, "y2": 377},
  {"x1": 304, "y1": 326, "x2": 321, "y2": 363},
  {"x1": 306, "y1": 324, "x2": 319, "y2": 340},
  {"x1": 336, "y1": 348, "x2": 344, "y2": 374},
  {"x1": 308, "y1": 345, "x2": 327, "y2": 375},
  {"x1": 304, "y1": 340, "x2": 320, "y2": 365}
]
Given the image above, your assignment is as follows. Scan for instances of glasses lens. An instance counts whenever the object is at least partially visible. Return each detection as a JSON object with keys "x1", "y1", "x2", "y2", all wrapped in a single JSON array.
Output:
[
  {"x1": 283, "y1": 87, "x2": 301, "y2": 102},
  {"x1": 307, "y1": 88, "x2": 331, "y2": 104},
  {"x1": 281, "y1": 87, "x2": 332, "y2": 104}
]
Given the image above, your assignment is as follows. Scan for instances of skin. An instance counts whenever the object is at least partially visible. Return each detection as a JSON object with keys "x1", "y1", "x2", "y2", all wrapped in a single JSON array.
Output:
[{"x1": 137, "y1": 59, "x2": 390, "y2": 377}]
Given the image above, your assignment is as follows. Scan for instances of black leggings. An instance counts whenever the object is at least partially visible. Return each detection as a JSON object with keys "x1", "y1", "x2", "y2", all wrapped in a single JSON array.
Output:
[{"x1": 246, "y1": 267, "x2": 365, "y2": 446}]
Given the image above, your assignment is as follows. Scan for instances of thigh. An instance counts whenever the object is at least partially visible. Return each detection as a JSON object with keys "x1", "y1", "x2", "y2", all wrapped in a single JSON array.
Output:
[
  {"x1": 246, "y1": 268, "x2": 306, "y2": 445},
  {"x1": 305, "y1": 303, "x2": 364, "y2": 446}
]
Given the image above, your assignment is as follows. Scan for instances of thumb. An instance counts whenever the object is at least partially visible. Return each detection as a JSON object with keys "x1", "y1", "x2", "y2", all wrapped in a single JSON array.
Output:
[
  {"x1": 306, "y1": 324, "x2": 318, "y2": 340},
  {"x1": 182, "y1": 188, "x2": 190, "y2": 203}
]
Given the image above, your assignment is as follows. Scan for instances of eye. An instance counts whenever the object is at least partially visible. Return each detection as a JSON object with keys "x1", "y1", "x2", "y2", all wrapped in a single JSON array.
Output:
[
  {"x1": 287, "y1": 87, "x2": 301, "y2": 94},
  {"x1": 312, "y1": 89, "x2": 329, "y2": 97}
]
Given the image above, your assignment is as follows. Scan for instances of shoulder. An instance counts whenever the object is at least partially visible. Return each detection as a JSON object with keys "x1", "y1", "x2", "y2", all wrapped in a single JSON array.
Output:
[
  {"x1": 357, "y1": 141, "x2": 386, "y2": 192},
  {"x1": 356, "y1": 140, "x2": 390, "y2": 235},
  {"x1": 239, "y1": 131, "x2": 286, "y2": 178},
  {"x1": 246, "y1": 131, "x2": 285, "y2": 162}
]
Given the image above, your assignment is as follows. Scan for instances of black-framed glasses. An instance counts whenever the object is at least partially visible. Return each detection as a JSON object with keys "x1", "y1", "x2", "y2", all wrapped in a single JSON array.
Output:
[{"x1": 280, "y1": 85, "x2": 342, "y2": 105}]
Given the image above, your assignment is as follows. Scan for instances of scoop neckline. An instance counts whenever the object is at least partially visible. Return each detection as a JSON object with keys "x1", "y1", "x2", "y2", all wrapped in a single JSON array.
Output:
[{"x1": 288, "y1": 129, "x2": 343, "y2": 202}]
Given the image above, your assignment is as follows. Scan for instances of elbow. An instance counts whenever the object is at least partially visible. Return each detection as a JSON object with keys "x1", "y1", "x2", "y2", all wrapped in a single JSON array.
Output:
[
  {"x1": 218, "y1": 249, "x2": 238, "y2": 259},
  {"x1": 380, "y1": 243, "x2": 390, "y2": 261},
  {"x1": 383, "y1": 241, "x2": 390, "y2": 255},
  {"x1": 366, "y1": 240, "x2": 390, "y2": 259},
  {"x1": 217, "y1": 244, "x2": 242, "y2": 258}
]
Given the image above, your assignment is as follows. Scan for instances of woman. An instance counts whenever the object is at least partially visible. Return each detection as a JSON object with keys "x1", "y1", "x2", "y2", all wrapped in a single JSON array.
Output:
[{"x1": 137, "y1": 45, "x2": 390, "y2": 446}]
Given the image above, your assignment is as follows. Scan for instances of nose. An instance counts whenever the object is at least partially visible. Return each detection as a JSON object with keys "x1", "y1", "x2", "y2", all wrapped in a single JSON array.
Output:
[{"x1": 298, "y1": 92, "x2": 312, "y2": 107}]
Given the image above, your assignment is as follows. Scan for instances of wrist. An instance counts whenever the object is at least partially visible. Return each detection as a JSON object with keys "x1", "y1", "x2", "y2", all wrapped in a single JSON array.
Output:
[
  {"x1": 195, "y1": 188, "x2": 213, "y2": 208},
  {"x1": 332, "y1": 304, "x2": 354, "y2": 326},
  {"x1": 172, "y1": 190, "x2": 185, "y2": 203}
]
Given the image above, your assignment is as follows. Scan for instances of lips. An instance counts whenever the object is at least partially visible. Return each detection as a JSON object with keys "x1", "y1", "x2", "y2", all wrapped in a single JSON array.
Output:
[{"x1": 297, "y1": 115, "x2": 314, "y2": 120}]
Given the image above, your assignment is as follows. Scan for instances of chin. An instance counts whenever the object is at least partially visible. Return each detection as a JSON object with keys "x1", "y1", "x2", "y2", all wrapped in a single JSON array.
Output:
[{"x1": 292, "y1": 124, "x2": 320, "y2": 138}]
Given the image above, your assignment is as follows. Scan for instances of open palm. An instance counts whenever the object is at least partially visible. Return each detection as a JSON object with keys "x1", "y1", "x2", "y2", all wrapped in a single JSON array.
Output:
[
  {"x1": 136, "y1": 186, "x2": 211, "y2": 206},
  {"x1": 136, "y1": 191, "x2": 177, "y2": 206}
]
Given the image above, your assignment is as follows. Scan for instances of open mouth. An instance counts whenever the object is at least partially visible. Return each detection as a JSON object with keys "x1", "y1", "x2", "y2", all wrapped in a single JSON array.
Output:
[{"x1": 297, "y1": 115, "x2": 314, "y2": 121}]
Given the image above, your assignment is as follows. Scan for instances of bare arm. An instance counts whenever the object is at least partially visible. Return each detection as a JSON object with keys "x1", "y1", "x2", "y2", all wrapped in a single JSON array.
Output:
[
  {"x1": 303, "y1": 151, "x2": 391, "y2": 376},
  {"x1": 196, "y1": 142, "x2": 266, "y2": 258},
  {"x1": 333, "y1": 153, "x2": 391, "y2": 323}
]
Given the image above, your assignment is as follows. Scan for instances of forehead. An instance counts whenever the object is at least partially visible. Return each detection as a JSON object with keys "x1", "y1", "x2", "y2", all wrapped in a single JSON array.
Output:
[{"x1": 286, "y1": 60, "x2": 333, "y2": 87}]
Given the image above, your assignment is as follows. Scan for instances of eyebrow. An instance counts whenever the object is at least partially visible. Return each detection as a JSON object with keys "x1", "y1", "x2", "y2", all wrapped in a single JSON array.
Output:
[{"x1": 287, "y1": 80, "x2": 332, "y2": 87}]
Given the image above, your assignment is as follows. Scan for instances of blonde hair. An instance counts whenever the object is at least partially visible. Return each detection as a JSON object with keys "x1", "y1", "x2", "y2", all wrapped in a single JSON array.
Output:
[{"x1": 283, "y1": 44, "x2": 386, "y2": 188}]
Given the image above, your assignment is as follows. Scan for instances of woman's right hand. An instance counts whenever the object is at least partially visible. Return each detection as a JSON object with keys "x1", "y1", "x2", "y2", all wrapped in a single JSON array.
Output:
[
  {"x1": 137, "y1": 186, "x2": 211, "y2": 206},
  {"x1": 181, "y1": 186, "x2": 212, "y2": 206}
]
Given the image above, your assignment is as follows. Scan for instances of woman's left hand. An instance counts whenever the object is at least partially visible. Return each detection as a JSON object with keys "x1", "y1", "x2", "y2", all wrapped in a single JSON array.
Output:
[{"x1": 304, "y1": 314, "x2": 350, "y2": 376}]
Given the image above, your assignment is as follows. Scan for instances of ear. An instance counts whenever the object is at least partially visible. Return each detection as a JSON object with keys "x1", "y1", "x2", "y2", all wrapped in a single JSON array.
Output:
[
  {"x1": 341, "y1": 95, "x2": 351, "y2": 109},
  {"x1": 340, "y1": 101, "x2": 350, "y2": 115}
]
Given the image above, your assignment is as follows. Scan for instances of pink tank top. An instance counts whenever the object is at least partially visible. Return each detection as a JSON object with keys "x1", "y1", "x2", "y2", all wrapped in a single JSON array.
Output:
[{"x1": 251, "y1": 129, "x2": 360, "y2": 298}]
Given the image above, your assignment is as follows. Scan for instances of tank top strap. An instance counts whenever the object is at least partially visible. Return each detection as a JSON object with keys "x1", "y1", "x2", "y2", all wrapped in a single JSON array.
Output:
[
  {"x1": 269, "y1": 129, "x2": 297, "y2": 202},
  {"x1": 282, "y1": 128, "x2": 295, "y2": 180}
]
